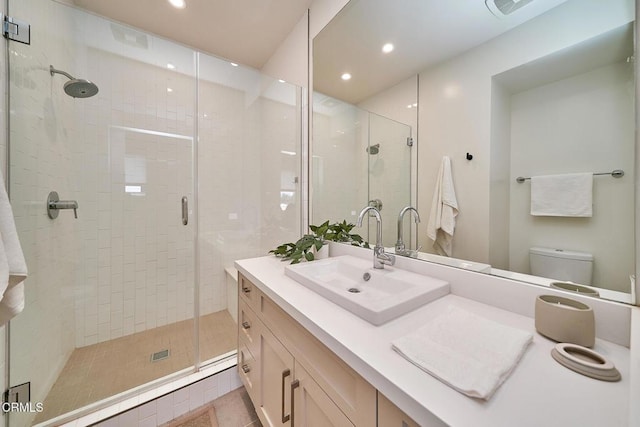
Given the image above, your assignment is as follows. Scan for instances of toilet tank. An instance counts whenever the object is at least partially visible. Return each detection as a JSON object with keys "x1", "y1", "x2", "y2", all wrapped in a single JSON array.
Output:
[{"x1": 529, "y1": 247, "x2": 593, "y2": 285}]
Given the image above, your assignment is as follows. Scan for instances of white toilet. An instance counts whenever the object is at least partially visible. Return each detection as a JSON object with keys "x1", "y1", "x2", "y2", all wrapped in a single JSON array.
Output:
[{"x1": 529, "y1": 247, "x2": 593, "y2": 285}]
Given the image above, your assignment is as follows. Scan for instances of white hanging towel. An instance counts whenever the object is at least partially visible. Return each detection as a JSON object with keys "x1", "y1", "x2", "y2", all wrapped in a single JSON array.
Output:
[
  {"x1": 427, "y1": 156, "x2": 459, "y2": 256},
  {"x1": 0, "y1": 172, "x2": 27, "y2": 326},
  {"x1": 530, "y1": 173, "x2": 593, "y2": 217},
  {"x1": 391, "y1": 306, "x2": 533, "y2": 400}
]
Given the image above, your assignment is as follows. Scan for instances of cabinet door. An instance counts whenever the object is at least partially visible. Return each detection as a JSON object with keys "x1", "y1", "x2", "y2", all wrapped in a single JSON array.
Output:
[
  {"x1": 258, "y1": 323, "x2": 295, "y2": 427},
  {"x1": 377, "y1": 393, "x2": 420, "y2": 427},
  {"x1": 292, "y1": 363, "x2": 354, "y2": 427}
]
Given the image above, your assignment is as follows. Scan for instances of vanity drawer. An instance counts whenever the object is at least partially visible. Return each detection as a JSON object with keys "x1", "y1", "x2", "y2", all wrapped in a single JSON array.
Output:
[
  {"x1": 238, "y1": 273, "x2": 258, "y2": 310},
  {"x1": 238, "y1": 298, "x2": 259, "y2": 357},
  {"x1": 258, "y1": 289, "x2": 376, "y2": 426},
  {"x1": 238, "y1": 341, "x2": 258, "y2": 402}
]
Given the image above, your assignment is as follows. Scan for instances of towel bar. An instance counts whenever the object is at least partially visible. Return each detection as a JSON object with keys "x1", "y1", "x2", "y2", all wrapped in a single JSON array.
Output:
[{"x1": 516, "y1": 169, "x2": 624, "y2": 183}]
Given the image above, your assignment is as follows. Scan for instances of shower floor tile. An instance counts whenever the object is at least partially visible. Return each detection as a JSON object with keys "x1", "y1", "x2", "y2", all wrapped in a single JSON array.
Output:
[{"x1": 35, "y1": 310, "x2": 237, "y2": 424}]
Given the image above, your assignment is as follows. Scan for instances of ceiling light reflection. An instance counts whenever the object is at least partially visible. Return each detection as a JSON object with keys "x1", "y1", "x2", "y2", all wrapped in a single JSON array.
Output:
[{"x1": 168, "y1": 0, "x2": 186, "y2": 9}]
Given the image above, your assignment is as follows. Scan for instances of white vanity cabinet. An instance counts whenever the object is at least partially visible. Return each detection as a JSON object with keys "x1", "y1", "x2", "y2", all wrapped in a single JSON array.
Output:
[
  {"x1": 236, "y1": 254, "x2": 632, "y2": 427},
  {"x1": 238, "y1": 273, "x2": 376, "y2": 426}
]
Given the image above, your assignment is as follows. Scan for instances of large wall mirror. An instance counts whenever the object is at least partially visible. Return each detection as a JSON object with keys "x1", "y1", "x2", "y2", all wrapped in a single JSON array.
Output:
[{"x1": 312, "y1": 0, "x2": 637, "y2": 304}]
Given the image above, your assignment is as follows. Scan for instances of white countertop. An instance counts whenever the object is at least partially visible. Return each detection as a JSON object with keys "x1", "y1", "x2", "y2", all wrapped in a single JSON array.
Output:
[{"x1": 235, "y1": 254, "x2": 631, "y2": 427}]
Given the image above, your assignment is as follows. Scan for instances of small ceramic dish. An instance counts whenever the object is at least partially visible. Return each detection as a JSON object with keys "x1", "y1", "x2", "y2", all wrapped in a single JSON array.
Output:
[{"x1": 551, "y1": 343, "x2": 620, "y2": 381}]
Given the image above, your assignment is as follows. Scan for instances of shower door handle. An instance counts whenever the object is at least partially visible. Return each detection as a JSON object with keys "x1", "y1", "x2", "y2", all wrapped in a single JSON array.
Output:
[{"x1": 181, "y1": 196, "x2": 188, "y2": 225}]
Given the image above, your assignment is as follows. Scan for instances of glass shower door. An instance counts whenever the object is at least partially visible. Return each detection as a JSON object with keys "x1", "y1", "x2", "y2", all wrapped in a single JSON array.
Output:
[
  {"x1": 311, "y1": 94, "x2": 413, "y2": 246},
  {"x1": 196, "y1": 54, "x2": 303, "y2": 366},
  {"x1": 367, "y1": 112, "x2": 412, "y2": 248},
  {"x1": 6, "y1": 0, "x2": 197, "y2": 424}
]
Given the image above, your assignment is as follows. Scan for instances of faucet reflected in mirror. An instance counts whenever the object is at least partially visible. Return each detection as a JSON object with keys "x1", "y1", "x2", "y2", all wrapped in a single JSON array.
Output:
[
  {"x1": 396, "y1": 206, "x2": 421, "y2": 257},
  {"x1": 356, "y1": 206, "x2": 396, "y2": 269}
]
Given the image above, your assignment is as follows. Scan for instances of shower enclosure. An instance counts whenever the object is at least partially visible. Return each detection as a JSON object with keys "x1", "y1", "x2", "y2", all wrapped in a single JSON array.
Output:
[{"x1": 5, "y1": 0, "x2": 302, "y2": 425}]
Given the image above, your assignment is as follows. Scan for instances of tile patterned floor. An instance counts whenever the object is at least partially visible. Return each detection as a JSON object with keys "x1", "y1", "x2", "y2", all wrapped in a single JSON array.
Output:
[
  {"x1": 35, "y1": 310, "x2": 237, "y2": 424},
  {"x1": 210, "y1": 387, "x2": 261, "y2": 427},
  {"x1": 165, "y1": 388, "x2": 261, "y2": 427}
]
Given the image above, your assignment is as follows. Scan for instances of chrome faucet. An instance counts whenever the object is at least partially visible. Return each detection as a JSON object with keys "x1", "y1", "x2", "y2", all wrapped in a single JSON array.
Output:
[
  {"x1": 395, "y1": 206, "x2": 421, "y2": 257},
  {"x1": 356, "y1": 206, "x2": 395, "y2": 269}
]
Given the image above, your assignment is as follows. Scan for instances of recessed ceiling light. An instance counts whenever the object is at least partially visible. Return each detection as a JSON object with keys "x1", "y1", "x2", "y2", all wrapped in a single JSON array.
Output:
[
  {"x1": 167, "y1": 87, "x2": 173, "y2": 93},
  {"x1": 341, "y1": 73, "x2": 352, "y2": 81},
  {"x1": 382, "y1": 43, "x2": 394, "y2": 53},
  {"x1": 167, "y1": 63, "x2": 176, "y2": 70},
  {"x1": 168, "y1": 0, "x2": 186, "y2": 9},
  {"x1": 230, "y1": 62, "x2": 238, "y2": 67},
  {"x1": 278, "y1": 79, "x2": 286, "y2": 83}
]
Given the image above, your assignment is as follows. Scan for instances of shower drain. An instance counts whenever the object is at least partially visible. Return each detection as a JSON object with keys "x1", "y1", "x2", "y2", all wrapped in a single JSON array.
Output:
[{"x1": 150, "y1": 349, "x2": 170, "y2": 362}]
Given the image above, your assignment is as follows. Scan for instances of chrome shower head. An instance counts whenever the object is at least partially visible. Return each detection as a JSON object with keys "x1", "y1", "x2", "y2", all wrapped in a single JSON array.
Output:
[
  {"x1": 366, "y1": 144, "x2": 380, "y2": 155},
  {"x1": 50, "y1": 65, "x2": 99, "y2": 98},
  {"x1": 63, "y1": 79, "x2": 99, "y2": 98}
]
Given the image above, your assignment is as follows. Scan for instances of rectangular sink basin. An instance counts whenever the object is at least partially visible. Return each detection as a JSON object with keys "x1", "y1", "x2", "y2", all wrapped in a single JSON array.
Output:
[{"x1": 284, "y1": 255, "x2": 450, "y2": 325}]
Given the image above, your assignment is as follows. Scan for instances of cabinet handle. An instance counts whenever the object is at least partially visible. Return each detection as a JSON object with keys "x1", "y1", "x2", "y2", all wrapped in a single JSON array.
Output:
[
  {"x1": 241, "y1": 363, "x2": 250, "y2": 374},
  {"x1": 242, "y1": 286, "x2": 251, "y2": 293},
  {"x1": 290, "y1": 379, "x2": 300, "y2": 426},
  {"x1": 181, "y1": 196, "x2": 188, "y2": 225},
  {"x1": 281, "y1": 369, "x2": 291, "y2": 423},
  {"x1": 242, "y1": 321, "x2": 251, "y2": 330}
]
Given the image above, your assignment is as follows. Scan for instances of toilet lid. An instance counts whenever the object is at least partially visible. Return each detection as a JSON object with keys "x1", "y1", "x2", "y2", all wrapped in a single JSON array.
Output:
[{"x1": 551, "y1": 343, "x2": 620, "y2": 382}]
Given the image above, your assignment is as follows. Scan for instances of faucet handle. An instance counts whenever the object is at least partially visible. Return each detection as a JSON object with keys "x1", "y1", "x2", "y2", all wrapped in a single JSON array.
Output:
[
  {"x1": 375, "y1": 247, "x2": 396, "y2": 266},
  {"x1": 381, "y1": 252, "x2": 396, "y2": 266}
]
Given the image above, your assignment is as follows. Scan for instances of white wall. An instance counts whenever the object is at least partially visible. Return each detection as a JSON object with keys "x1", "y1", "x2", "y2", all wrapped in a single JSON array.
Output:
[
  {"x1": 508, "y1": 62, "x2": 634, "y2": 291},
  {"x1": 417, "y1": 0, "x2": 635, "y2": 264},
  {"x1": 262, "y1": 13, "x2": 308, "y2": 88},
  {"x1": 358, "y1": 76, "x2": 418, "y2": 131},
  {"x1": 262, "y1": 0, "x2": 350, "y2": 87}
]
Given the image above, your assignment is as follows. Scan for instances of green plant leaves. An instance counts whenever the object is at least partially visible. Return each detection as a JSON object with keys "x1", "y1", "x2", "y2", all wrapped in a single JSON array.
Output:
[{"x1": 269, "y1": 220, "x2": 370, "y2": 264}]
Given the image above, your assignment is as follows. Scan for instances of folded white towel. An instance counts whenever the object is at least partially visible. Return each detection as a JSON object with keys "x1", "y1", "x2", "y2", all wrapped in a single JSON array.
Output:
[
  {"x1": 426, "y1": 156, "x2": 459, "y2": 256},
  {"x1": 0, "y1": 172, "x2": 27, "y2": 326},
  {"x1": 531, "y1": 173, "x2": 593, "y2": 217},
  {"x1": 392, "y1": 306, "x2": 533, "y2": 400}
]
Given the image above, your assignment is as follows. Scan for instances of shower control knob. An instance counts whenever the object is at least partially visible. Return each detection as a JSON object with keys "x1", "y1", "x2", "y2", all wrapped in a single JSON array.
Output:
[{"x1": 47, "y1": 191, "x2": 79, "y2": 219}]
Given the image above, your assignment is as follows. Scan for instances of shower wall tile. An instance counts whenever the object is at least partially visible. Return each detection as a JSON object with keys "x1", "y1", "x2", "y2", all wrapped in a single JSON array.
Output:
[{"x1": 72, "y1": 48, "x2": 198, "y2": 347}]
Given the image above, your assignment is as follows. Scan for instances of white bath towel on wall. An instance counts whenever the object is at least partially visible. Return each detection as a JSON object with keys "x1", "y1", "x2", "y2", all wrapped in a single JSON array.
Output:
[
  {"x1": 391, "y1": 306, "x2": 533, "y2": 400},
  {"x1": 530, "y1": 173, "x2": 593, "y2": 217},
  {"x1": 427, "y1": 156, "x2": 459, "y2": 256},
  {"x1": 0, "y1": 172, "x2": 27, "y2": 326}
]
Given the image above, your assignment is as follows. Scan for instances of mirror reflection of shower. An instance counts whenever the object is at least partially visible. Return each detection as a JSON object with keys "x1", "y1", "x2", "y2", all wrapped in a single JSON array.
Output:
[
  {"x1": 50, "y1": 65, "x2": 99, "y2": 98},
  {"x1": 366, "y1": 143, "x2": 380, "y2": 155}
]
